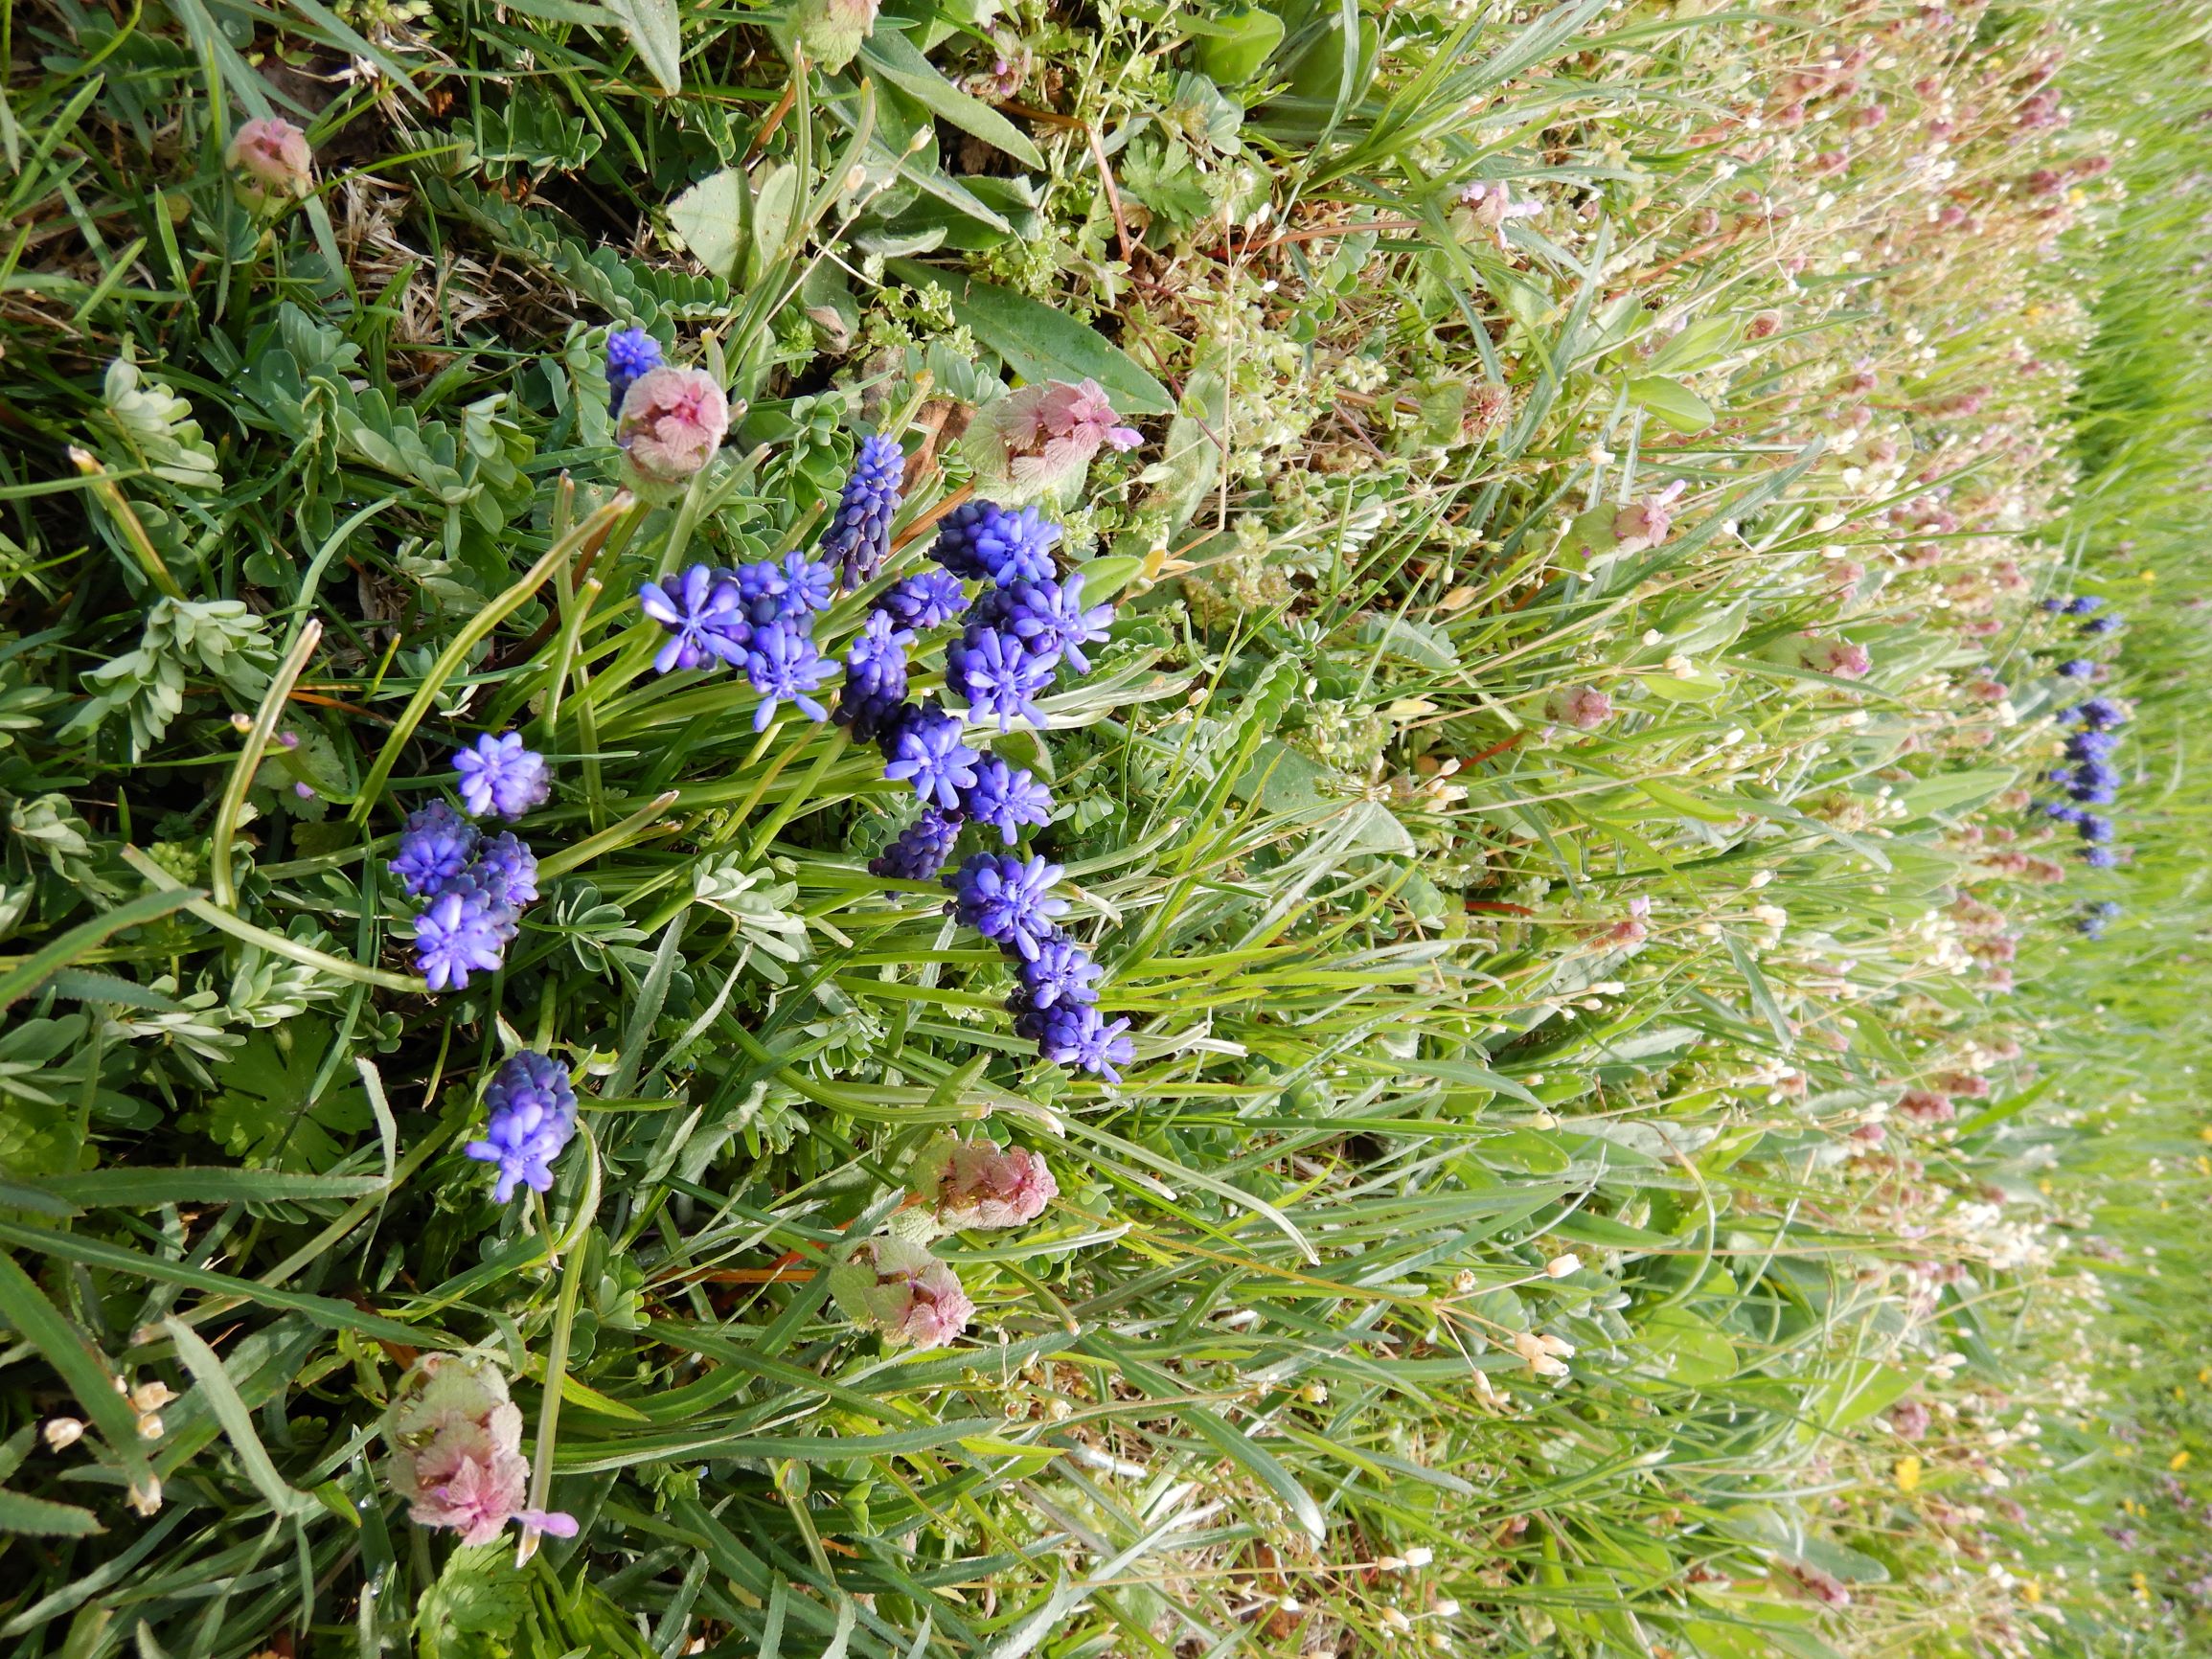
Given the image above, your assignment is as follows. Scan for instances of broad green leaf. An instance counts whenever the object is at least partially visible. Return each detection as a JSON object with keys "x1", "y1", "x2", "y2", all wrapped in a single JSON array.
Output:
[
  {"x1": 1075, "y1": 554, "x2": 1143, "y2": 604},
  {"x1": 1893, "y1": 766, "x2": 2018, "y2": 820},
  {"x1": 1146, "y1": 361, "x2": 1226, "y2": 532},
  {"x1": 1628, "y1": 375, "x2": 1716, "y2": 433},
  {"x1": 1357, "y1": 612, "x2": 1459, "y2": 671},
  {"x1": 1637, "y1": 1306, "x2": 1738, "y2": 1387},
  {"x1": 859, "y1": 33, "x2": 1046, "y2": 170},
  {"x1": 1648, "y1": 316, "x2": 1740, "y2": 375},
  {"x1": 1231, "y1": 739, "x2": 1415, "y2": 854},
  {"x1": 885, "y1": 261, "x2": 1173, "y2": 415},
  {"x1": 748, "y1": 160, "x2": 801, "y2": 284},
  {"x1": 604, "y1": 0, "x2": 681, "y2": 95},
  {"x1": 668, "y1": 167, "x2": 746, "y2": 282}
]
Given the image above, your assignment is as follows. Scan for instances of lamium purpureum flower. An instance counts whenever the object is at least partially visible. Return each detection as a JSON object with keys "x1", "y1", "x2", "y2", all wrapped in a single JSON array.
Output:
[
  {"x1": 1544, "y1": 685, "x2": 1613, "y2": 731},
  {"x1": 823, "y1": 432, "x2": 905, "y2": 589},
  {"x1": 413, "y1": 889, "x2": 509, "y2": 991},
  {"x1": 225, "y1": 117, "x2": 314, "y2": 211},
  {"x1": 464, "y1": 1050, "x2": 579, "y2": 1202},
  {"x1": 616, "y1": 366, "x2": 731, "y2": 491},
  {"x1": 454, "y1": 733, "x2": 551, "y2": 821},
  {"x1": 382, "y1": 1354, "x2": 577, "y2": 1546},
  {"x1": 604, "y1": 327, "x2": 663, "y2": 416},
  {"x1": 826, "y1": 1238, "x2": 973, "y2": 1351},
  {"x1": 1612, "y1": 481, "x2": 1686, "y2": 553},
  {"x1": 1795, "y1": 635, "x2": 1872, "y2": 679},
  {"x1": 868, "y1": 807, "x2": 965, "y2": 881},
  {"x1": 1452, "y1": 178, "x2": 1542, "y2": 246},
  {"x1": 905, "y1": 1134, "x2": 1059, "y2": 1231},
  {"x1": 945, "y1": 852, "x2": 1068, "y2": 960},
  {"x1": 638, "y1": 564, "x2": 750, "y2": 673},
  {"x1": 964, "y1": 377, "x2": 1142, "y2": 504}
]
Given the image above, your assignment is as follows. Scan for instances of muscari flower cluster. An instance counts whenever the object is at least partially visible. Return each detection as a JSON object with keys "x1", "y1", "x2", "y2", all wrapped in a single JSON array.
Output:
[
  {"x1": 2077, "y1": 898, "x2": 2123, "y2": 940},
  {"x1": 849, "y1": 498, "x2": 1132, "y2": 1082},
  {"x1": 465, "y1": 1050, "x2": 579, "y2": 1203},
  {"x1": 2033, "y1": 599, "x2": 2130, "y2": 868},
  {"x1": 630, "y1": 383, "x2": 906, "y2": 729},
  {"x1": 388, "y1": 735, "x2": 550, "y2": 991},
  {"x1": 638, "y1": 552, "x2": 844, "y2": 730},
  {"x1": 2040, "y1": 698, "x2": 2130, "y2": 867}
]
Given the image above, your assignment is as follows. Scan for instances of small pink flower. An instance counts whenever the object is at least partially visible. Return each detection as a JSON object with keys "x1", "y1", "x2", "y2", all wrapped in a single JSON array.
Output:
[
  {"x1": 1797, "y1": 635, "x2": 1871, "y2": 678},
  {"x1": 617, "y1": 366, "x2": 731, "y2": 490},
  {"x1": 909, "y1": 1136, "x2": 1058, "y2": 1231},
  {"x1": 1896, "y1": 1088, "x2": 1954, "y2": 1125},
  {"x1": 1544, "y1": 685, "x2": 1614, "y2": 732},
  {"x1": 1606, "y1": 896, "x2": 1652, "y2": 947},
  {"x1": 382, "y1": 1354, "x2": 576, "y2": 1546},
  {"x1": 828, "y1": 1239, "x2": 974, "y2": 1351},
  {"x1": 226, "y1": 118, "x2": 314, "y2": 210},
  {"x1": 965, "y1": 378, "x2": 1141, "y2": 504},
  {"x1": 406, "y1": 1427, "x2": 530, "y2": 1545},
  {"x1": 1611, "y1": 481, "x2": 1684, "y2": 552},
  {"x1": 1454, "y1": 180, "x2": 1542, "y2": 245}
]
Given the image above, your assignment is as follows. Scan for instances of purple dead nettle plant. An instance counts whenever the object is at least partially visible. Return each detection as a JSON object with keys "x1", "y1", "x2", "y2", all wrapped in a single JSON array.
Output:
[{"x1": 382, "y1": 1354, "x2": 576, "y2": 1545}]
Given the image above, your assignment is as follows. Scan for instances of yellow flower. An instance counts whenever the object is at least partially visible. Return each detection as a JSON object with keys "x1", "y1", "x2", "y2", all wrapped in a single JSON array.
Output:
[
  {"x1": 2171, "y1": 1450, "x2": 2192, "y2": 1471},
  {"x1": 1895, "y1": 1455, "x2": 1922, "y2": 1492}
]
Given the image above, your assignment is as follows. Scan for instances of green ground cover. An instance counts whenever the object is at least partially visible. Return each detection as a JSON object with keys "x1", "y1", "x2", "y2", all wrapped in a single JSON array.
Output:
[{"x1": 0, "y1": 1, "x2": 2207, "y2": 1654}]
